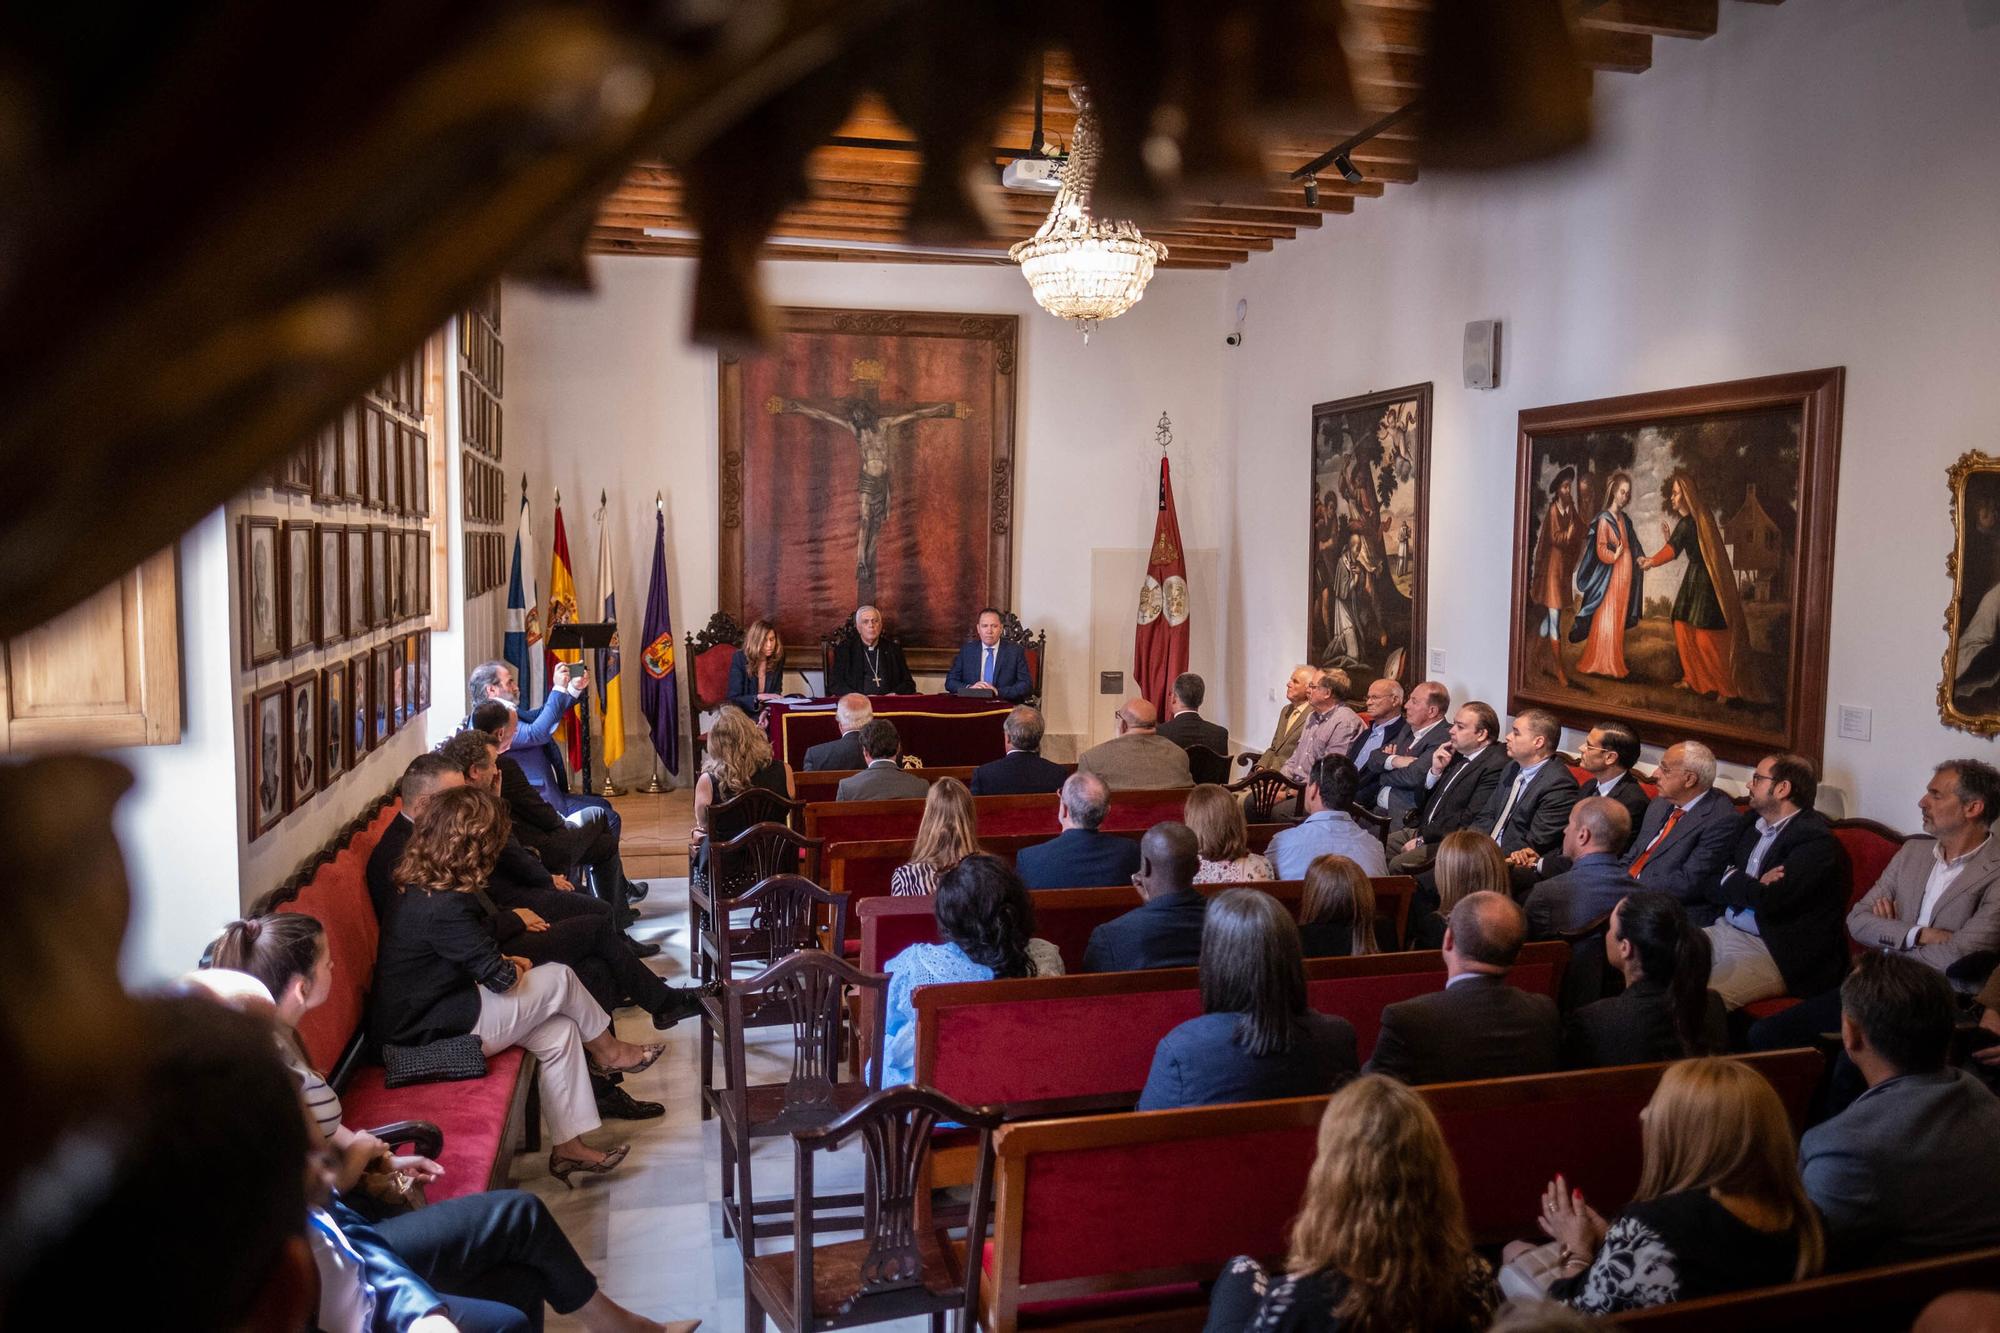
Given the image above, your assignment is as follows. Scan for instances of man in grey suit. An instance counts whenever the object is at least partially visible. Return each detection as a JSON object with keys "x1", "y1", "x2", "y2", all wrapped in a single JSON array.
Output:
[
  {"x1": 1618, "y1": 741, "x2": 1740, "y2": 920},
  {"x1": 1362, "y1": 892, "x2": 1560, "y2": 1085},
  {"x1": 1801, "y1": 951, "x2": 2000, "y2": 1270},
  {"x1": 1157, "y1": 673, "x2": 1229, "y2": 756},
  {"x1": 833, "y1": 719, "x2": 929, "y2": 801},
  {"x1": 1078, "y1": 698, "x2": 1193, "y2": 791},
  {"x1": 802, "y1": 693, "x2": 871, "y2": 771},
  {"x1": 1523, "y1": 797, "x2": 1634, "y2": 938},
  {"x1": 1847, "y1": 759, "x2": 2000, "y2": 976}
]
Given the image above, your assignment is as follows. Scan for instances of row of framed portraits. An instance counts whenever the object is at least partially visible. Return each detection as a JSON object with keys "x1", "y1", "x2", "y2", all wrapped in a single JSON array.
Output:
[
  {"x1": 465, "y1": 530, "x2": 507, "y2": 600},
  {"x1": 246, "y1": 631, "x2": 432, "y2": 840},
  {"x1": 272, "y1": 399, "x2": 433, "y2": 516},
  {"x1": 464, "y1": 452, "x2": 507, "y2": 524},
  {"x1": 462, "y1": 373, "x2": 502, "y2": 459},
  {"x1": 376, "y1": 344, "x2": 428, "y2": 422},
  {"x1": 240, "y1": 515, "x2": 433, "y2": 669},
  {"x1": 460, "y1": 314, "x2": 504, "y2": 399}
]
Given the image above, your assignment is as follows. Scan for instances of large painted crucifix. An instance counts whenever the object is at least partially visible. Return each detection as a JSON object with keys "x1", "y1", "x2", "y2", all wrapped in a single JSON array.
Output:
[{"x1": 765, "y1": 357, "x2": 972, "y2": 606}]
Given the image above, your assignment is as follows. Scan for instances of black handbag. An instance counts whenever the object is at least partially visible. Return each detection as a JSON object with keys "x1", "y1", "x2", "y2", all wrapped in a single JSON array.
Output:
[{"x1": 380, "y1": 1033, "x2": 487, "y2": 1088}]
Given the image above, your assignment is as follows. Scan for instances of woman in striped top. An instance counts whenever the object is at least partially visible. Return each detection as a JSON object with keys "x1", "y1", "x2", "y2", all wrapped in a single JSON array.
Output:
[{"x1": 890, "y1": 777, "x2": 982, "y2": 896}]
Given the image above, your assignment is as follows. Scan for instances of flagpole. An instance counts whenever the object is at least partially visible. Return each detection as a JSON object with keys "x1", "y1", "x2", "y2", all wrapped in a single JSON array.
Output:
[{"x1": 597, "y1": 488, "x2": 624, "y2": 797}]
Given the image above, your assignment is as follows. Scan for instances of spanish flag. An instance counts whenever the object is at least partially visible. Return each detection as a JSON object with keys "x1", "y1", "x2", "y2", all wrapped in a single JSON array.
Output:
[
  {"x1": 593, "y1": 492, "x2": 625, "y2": 772},
  {"x1": 546, "y1": 496, "x2": 583, "y2": 776}
]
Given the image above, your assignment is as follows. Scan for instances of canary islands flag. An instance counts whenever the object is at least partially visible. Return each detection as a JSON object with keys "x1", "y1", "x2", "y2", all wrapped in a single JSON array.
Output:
[
  {"x1": 547, "y1": 497, "x2": 584, "y2": 776},
  {"x1": 594, "y1": 495, "x2": 625, "y2": 771}
]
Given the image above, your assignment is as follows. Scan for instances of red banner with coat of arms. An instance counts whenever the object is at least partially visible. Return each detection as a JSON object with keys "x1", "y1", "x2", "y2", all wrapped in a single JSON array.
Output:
[{"x1": 1134, "y1": 453, "x2": 1189, "y2": 714}]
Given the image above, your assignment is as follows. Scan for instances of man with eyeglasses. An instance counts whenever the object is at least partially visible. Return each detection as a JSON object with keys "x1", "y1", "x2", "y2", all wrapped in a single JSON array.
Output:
[
  {"x1": 1702, "y1": 753, "x2": 1848, "y2": 1009},
  {"x1": 1280, "y1": 670, "x2": 1365, "y2": 786},
  {"x1": 1575, "y1": 722, "x2": 1652, "y2": 830}
]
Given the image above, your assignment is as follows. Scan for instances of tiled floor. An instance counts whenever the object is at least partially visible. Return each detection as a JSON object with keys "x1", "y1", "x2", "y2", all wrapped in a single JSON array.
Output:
[{"x1": 526, "y1": 877, "x2": 939, "y2": 1333}]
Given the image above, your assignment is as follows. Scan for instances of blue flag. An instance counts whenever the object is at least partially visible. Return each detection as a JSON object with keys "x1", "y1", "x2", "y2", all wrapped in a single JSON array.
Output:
[{"x1": 638, "y1": 505, "x2": 680, "y2": 775}]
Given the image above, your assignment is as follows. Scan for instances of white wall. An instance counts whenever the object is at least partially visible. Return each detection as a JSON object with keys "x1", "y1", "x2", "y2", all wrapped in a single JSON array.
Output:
[
  {"x1": 1222, "y1": 0, "x2": 2000, "y2": 824},
  {"x1": 504, "y1": 258, "x2": 1228, "y2": 780}
]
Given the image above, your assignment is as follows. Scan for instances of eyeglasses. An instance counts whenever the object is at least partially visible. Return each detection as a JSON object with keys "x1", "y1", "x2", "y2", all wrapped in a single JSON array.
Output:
[{"x1": 1748, "y1": 773, "x2": 1776, "y2": 785}]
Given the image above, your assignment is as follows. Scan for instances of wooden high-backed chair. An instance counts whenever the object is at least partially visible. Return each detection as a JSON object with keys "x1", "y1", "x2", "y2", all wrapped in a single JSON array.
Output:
[{"x1": 683, "y1": 610, "x2": 744, "y2": 768}]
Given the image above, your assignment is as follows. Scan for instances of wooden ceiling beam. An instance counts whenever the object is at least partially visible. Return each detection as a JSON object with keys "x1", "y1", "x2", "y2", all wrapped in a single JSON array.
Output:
[
  {"x1": 587, "y1": 235, "x2": 1234, "y2": 272},
  {"x1": 594, "y1": 208, "x2": 1281, "y2": 253},
  {"x1": 612, "y1": 170, "x2": 1366, "y2": 216},
  {"x1": 591, "y1": 222, "x2": 1258, "y2": 267},
  {"x1": 1352, "y1": 8, "x2": 1651, "y2": 72},
  {"x1": 1583, "y1": 0, "x2": 1719, "y2": 39}
]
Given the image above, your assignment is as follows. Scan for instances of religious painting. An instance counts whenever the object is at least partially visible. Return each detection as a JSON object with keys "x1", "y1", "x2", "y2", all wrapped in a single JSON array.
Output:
[
  {"x1": 350, "y1": 649, "x2": 373, "y2": 757},
  {"x1": 1509, "y1": 368, "x2": 1843, "y2": 764},
  {"x1": 239, "y1": 516, "x2": 281, "y2": 668},
  {"x1": 344, "y1": 525, "x2": 366, "y2": 633},
  {"x1": 1306, "y1": 384, "x2": 1431, "y2": 687},
  {"x1": 718, "y1": 308, "x2": 1017, "y2": 669},
  {"x1": 320, "y1": 661, "x2": 348, "y2": 785},
  {"x1": 288, "y1": 672, "x2": 318, "y2": 807},
  {"x1": 1940, "y1": 452, "x2": 2000, "y2": 734},
  {"x1": 247, "y1": 681, "x2": 288, "y2": 838},
  {"x1": 317, "y1": 522, "x2": 344, "y2": 646}
]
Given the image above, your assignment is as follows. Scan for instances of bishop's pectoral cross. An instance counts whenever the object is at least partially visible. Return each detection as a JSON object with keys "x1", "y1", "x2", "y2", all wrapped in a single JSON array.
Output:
[{"x1": 766, "y1": 358, "x2": 971, "y2": 605}]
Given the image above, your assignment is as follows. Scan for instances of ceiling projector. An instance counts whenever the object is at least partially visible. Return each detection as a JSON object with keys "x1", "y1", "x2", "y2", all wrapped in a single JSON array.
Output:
[{"x1": 1001, "y1": 157, "x2": 1063, "y2": 192}]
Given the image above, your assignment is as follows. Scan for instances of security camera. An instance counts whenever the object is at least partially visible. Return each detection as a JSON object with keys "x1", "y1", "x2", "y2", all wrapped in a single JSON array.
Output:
[
  {"x1": 1225, "y1": 299, "x2": 1247, "y2": 347},
  {"x1": 1225, "y1": 332, "x2": 1242, "y2": 347}
]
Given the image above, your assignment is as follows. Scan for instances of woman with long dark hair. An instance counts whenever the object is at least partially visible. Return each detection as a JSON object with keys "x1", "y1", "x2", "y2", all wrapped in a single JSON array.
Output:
[
  {"x1": 1138, "y1": 889, "x2": 1357, "y2": 1110},
  {"x1": 879, "y1": 855, "x2": 1061, "y2": 1085},
  {"x1": 1206, "y1": 1075, "x2": 1499, "y2": 1331},
  {"x1": 1563, "y1": 893, "x2": 1726, "y2": 1068}
]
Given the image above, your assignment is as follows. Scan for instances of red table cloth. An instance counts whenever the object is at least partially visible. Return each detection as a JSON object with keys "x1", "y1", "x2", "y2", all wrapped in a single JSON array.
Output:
[{"x1": 763, "y1": 693, "x2": 1013, "y2": 769}]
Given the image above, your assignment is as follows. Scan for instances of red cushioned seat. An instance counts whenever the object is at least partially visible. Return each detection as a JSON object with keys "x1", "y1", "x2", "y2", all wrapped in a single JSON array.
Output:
[
  {"x1": 286, "y1": 801, "x2": 399, "y2": 1070},
  {"x1": 1743, "y1": 997, "x2": 1800, "y2": 1021},
  {"x1": 980, "y1": 1242, "x2": 1204, "y2": 1326},
  {"x1": 340, "y1": 1048, "x2": 528, "y2": 1203}
]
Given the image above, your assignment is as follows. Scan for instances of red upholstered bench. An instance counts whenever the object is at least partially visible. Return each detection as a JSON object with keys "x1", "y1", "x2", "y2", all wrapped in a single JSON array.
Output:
[
  {"x1": 269, "y1": 797, "x2": 539, "y2": 1202},
  {"x1": 804, "y1": 787, "x2": 1196, "y2": 847},
  {"x1": 1606, "y1": 1244, "x2": 2000, "y2": 1330},
  {"x1": 973, "y1": 1048, "x2": 1823, "y2": 1332},
  {"x1": 1741, "y1": 817, "x2": 1911, "y2": 1023}
]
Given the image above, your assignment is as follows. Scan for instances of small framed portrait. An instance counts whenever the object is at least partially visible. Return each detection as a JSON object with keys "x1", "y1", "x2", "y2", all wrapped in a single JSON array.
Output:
[
  {"x1": 372, "y1": 643, "x2": 395, "y2": 746},
  {"x1": 350, "y1": 649, "x2": 373, "y2": 758},
  {"x1": 320, "y1": 661, "x2": 348, "y2": 786},
  {"x1": 379, "y1": 418, "x2": 397, "y2": 514},
  {"x1": 339, "y1": 405, "x2": 363, "y2": 502},
  {"x1": 363, "y1": 408, "x2": 384, "y2": 509},
  {"x1": 369, "y1": 526, "x2": 389, "y2": 628},
  {"x1": 414, "y1": 433, "x2": 430, "y2": 516},
  {"x1": 247, "y1": 682, "x2": 289, "y2": 839},
  {"x1": 402, "y1": 530, "x2": 421, "y2": 619},
  {"x1": 316, "y1": 522, "x2": 344, "y2": 646},
  {"x1": 387, "y1": 640, "x2": 408, "y2": 728},
  {"x1": 278, "y1": 442, "x2": 313, "y2": 494},
  {"x1": 1942, "y1": 452, "x2": 2000, "y2": 733},
  {"x1": 402, "y1": 634, "x2": 420, "y2": 722},
  {"x1": 313, "y1": 419, "x2": 341, "y2": 501},
  {"x1": 239, "y1": 516, "x2": 282, "y2": 668},
  {"x1": 386, "y1": 528, "x2": 404, "y2": 622},
  {"x1": 288, "y1": 671, "x2": 319, "y2": 808},
  {"x1": 344, "y1": 525, "x2": 366, "y2": 633},
  {"x1": 397, "y1": 426, "x2": 414, "y2": 516},
  {"x1": 282, "y1": 520, "x2": 315, "y2": 655},
  {"x1": 417, "y1": 631, "x2": 431, "y2": 709},
  {"x1": 417, "y1": 532, "x2": 432, "y2": 615}
]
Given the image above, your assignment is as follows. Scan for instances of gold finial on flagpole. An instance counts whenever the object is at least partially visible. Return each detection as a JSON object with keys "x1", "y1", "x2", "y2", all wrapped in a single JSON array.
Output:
[
  {"x1": 655, "y1": 491, "x2": 663, "y2": 512},
  {"x1": 1155, "y1": 411, "x2": 1173, "y2": 454},
  {"x1": 553, "y1": 487, "x2": 560, "y2": 505},
  {"x1": 521, "y1": 474, "x2": 528, "y2": 496}
]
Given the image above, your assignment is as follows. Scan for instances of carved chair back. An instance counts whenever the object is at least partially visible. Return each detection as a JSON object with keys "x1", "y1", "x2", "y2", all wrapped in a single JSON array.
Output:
[
  {"x1": 723, "y1": 946, "x2": 885, "y2": 1137},
  {"x1": 1227, "y1": 769, "x2": 1303, "y2": 824},
  {"x1": 1184, "y1": 743, "x2": 1230, "y2": 785}
]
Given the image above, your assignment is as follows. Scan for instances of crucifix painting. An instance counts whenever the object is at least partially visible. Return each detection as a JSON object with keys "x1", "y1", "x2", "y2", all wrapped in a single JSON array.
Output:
[{"x1": 720, "y1": 308, "x2": 1017, "y2": 668}]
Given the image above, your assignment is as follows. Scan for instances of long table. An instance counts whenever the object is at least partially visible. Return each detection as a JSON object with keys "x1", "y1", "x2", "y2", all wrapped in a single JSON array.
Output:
[{"x1": 761, "y1": 693, "x2": 1013, "y2": 768}]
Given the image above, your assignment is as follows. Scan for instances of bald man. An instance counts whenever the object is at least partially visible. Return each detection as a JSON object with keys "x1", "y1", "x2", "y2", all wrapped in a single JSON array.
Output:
[
  {"x1": 1082, "y1": 822, "x2": 1207, "y2": 972},
  {"x1": 1078, "y1": 697, "x2": 1194, "y2": 791}
]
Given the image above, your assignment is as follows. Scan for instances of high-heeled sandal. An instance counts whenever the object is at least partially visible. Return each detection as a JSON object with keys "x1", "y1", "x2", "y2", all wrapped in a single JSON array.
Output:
[
  {"x1": 588, "y1": 1042, "x2": 665, "y2": 1077},
  {"x1": 548, "y1": 1142, "x2": 629, "y2": 1188}
]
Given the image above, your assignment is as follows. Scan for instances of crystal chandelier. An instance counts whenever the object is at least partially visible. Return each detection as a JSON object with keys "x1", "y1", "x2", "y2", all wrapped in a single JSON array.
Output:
[{"x1": 1009, "y1": 85, "x2": 1168, "y2": 340}]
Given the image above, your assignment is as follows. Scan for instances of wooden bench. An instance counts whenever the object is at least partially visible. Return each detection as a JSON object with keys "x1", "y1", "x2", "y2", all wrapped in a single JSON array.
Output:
[
  {"x1": 1606, "y1": 1244, "x2": 2000, "y2": 1329},
  {"x1": 261, "y1": 796, "x2": 539, "y2": 1202},
  {"x1": 1741, "y1": 817, "x2": 1912, "y2": 1022},
  {"x1": 916, "y1": 940, "x2": 1569, "y2": 1123},
  {"x1": 803, "y1": 786, "x2": 1196, "y2": 846},
  {"x1": 824, "y1": 824, "x2": 1285, "y2": 944},
  {"x1": 858, "y1": 878, "x2": 1416, "y2": 975},
  {"x1": 792, "y1": 763, "x2": 1080, "y2": 805},
  {"x1": 973, "y1": 1049, "x2": 1824, "y2": 1332}
]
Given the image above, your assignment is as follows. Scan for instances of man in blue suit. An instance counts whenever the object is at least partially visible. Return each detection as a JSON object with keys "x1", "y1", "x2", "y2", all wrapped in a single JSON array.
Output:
[
  {"x1": 944, "y1": 607, "x2": 1032, "y2": 701},
  {"x1": 1522, "y1": 797, "x2": 1635, "y2": 937},
  {"x1": 1082, "y1": 822, "x2": 1209, "y2": 973},
  {"x1": 1015, "y1": 771, "x2": 1142, "y2": 889},
  {"x1": 1620, "y1": 739, "x2": 1740, "y2": 921},
  {"x1": 969, "y1": 705, "x2": 1068, "y2": 795}
]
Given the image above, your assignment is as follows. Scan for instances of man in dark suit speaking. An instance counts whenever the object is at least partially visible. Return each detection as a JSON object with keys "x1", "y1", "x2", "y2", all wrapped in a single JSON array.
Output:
[
  {"x1": 1363, "y1": 891, "x2": 1560, "y2": 1085},
  {"x1": 969, "y1": 706, "x2": 1067, "y2": 795},
  {"x1": 944, "y1": 607, "x2": 1032, "y2": 701}
]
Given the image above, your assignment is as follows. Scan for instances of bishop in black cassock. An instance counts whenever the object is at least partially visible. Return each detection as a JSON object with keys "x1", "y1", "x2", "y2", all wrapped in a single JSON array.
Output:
[{"x1": 825, "y1": 607, "x2": 916, "y2": 696}]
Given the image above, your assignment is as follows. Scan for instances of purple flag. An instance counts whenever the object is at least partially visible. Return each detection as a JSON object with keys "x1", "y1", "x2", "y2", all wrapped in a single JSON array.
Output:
[{"x1": 638, "y1": 506, "x2": 680, "y2": 775}]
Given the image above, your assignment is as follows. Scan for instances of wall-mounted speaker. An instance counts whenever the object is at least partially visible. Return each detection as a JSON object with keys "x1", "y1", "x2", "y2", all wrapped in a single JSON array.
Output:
[{"x1": 1463, "y1": 319, "x2": 1500, "y2": 390}]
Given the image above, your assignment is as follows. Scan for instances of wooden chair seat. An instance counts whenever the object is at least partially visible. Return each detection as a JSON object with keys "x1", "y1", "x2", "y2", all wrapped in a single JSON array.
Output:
[{"x1": 745, "y1": 1230, "x2": 969, "y2": 1326}]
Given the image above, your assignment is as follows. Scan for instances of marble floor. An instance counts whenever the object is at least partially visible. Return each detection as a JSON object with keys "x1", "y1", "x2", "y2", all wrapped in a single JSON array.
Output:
[{"x1": 525, "y1": 875, "x2": 940, "y2": 1333}]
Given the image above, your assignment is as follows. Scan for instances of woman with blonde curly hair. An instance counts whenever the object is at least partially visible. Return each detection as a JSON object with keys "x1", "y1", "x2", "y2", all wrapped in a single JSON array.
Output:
[
  {"x1": 1504, "y1": 1057, "x2": 1822, "y2": 1312},
  {"x1": 693, "y1": 705, "x2": 793, "y2": 872},
  {"x1": 1410, "y1": 829, "x2": 1510, "y2": 950},
  {"x1": 369, "y1": 786, "x2": 663, "y2": 1185},
  {"x1": 892, "y1": 777, "x2": 982, "y2": 896},
  {"x1": 1186, "y1": 783, "x2": 1275, "y2": 884},
  {"x1": 1206, "y1": 1074, "x2": 1498, "y2": 1331},
  {"x1": 1296, "y1": 855, "x2": 1383, "y2": 957}
]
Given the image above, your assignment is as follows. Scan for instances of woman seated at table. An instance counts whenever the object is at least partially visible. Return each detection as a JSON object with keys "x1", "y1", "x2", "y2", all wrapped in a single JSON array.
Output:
[
  {"x1": 879, "y1": 855, "x2": 1062, "y2": 1085},
  {"x1": 692, "y1": 706, "x2": 793, "y2": 876},
  {"x1": 1501, "y1": 1057, "x2": 1822, "y2": 1312},
  {"x1": 892, "y1": 777, "x2": 981, "y2": 896},
  {"x1": 1205, "y1": 1075, "x2": 1500, "y2": 1331},
  {"x1": 1410, "y1": 830, "x2": 1509, "y2": 950},
  {"x1": 208, "y1": 917, "x2": 698, "y2": 1332},
  {"x1": 1563, "y1": 892, "x2": 1725, "y2": 1068},
  {"x1": 370, "y1": 785, "x2": 663, "y2": 1185},
  {"x1": 1137, "y1": 889, "x2": 1357, "y2": 1111},
  {"x1": 1296, "y1": 854, "x2": 1392, "y2": 957},
  {"x1": 726, "y1": 617, "x2": 786, "y2": 715},
  {"x1": 1187, "y1": 783, "x2": 1275, "y2": 884}
]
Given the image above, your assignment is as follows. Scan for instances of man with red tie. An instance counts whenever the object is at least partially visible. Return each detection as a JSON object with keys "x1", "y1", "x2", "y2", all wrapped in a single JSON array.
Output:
[{"x1": 1621, "y1": 740, "x2": 1740, "y2": 920}]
